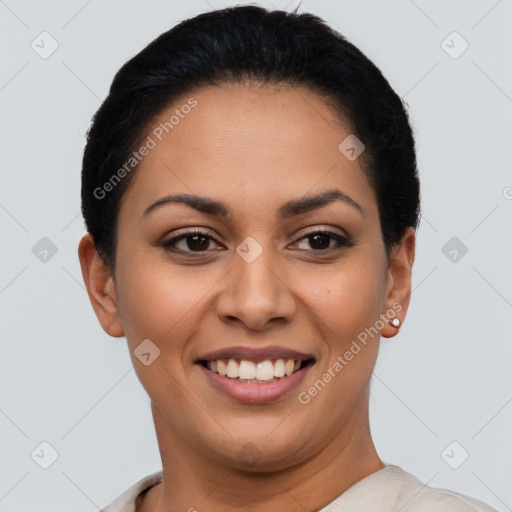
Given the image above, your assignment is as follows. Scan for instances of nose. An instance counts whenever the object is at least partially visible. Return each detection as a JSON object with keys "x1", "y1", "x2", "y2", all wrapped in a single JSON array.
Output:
[{"x1": 215, "y1": 243, "x2": 296, "y2": 331}]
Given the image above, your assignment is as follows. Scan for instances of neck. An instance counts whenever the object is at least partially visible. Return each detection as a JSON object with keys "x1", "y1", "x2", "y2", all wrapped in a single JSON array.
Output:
[{"x1": 137, "y1": 399, "x2": 383, "y2": 512}]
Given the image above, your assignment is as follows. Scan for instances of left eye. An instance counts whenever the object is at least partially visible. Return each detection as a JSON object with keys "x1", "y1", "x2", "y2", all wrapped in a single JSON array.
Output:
[
  {"x1": 293, "y1": 230, "x2": 353, "y2": 251},
  {"x1": 160, "y1": 229, "x2": 352, "y2": 255}
]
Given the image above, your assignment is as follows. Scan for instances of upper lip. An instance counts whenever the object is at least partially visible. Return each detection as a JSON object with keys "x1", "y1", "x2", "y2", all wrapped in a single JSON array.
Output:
[{"x1": 196, "y1": 345, "x2": 316, "y2": 364}]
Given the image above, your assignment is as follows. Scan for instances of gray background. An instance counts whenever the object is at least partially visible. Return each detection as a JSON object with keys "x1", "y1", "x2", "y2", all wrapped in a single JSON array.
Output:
[{"x1": 1, "y1": 0, "x2": 511, "y2": 510}]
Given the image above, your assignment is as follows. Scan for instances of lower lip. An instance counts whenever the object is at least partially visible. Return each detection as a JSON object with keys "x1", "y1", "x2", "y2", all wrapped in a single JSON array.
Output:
[{"x1": 196, "y1": 363, "x2": 314, "y2": 404}]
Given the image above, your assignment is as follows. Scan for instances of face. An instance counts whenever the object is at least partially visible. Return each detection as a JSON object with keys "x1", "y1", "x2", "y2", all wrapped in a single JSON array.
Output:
[{"x1": 79, "y1": 82, "x2": 414, "y2": 473}]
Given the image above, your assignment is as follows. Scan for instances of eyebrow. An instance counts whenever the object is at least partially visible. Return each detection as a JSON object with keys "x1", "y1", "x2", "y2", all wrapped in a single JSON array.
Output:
[{"x1": 142, "y1": 189, "x2": 364, "y2": 221}]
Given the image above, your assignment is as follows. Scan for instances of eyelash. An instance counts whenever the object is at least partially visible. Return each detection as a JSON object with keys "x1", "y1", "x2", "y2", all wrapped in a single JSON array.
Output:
[{"x1": 159, "y1": 228, "x2": 354, "y2": 257}]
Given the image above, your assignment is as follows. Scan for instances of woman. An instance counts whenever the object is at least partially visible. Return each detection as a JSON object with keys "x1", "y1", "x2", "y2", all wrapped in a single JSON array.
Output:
[{"x1": 78, "y1": 5, "x2": 495, "y2": 511}]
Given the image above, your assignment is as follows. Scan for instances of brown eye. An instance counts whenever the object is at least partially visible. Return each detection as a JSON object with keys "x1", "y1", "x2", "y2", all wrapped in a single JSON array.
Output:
[
  {"x1": 308, "y1": 232, "x2": 331, "y2": 250},
  {"x1": 180, "y1": 234, "x2": 210, "y2": 251},
  {"x1": 293, "y1": 230, "x2": 354, "y2": 252},
  {"x1": 161, "y1": 230, "x2": 223, "y2": 254}
]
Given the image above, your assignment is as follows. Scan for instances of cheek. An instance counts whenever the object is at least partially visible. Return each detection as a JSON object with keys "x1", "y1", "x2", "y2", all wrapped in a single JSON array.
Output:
[
  {"x1": 298, "y1": 254, "x2": 385, "y2": 387},
  {"x1": 299, "y1": 257, "x2": 386, "y2": 340},
  {"x1": 294, "y1": 262, "x2": 384, "y2": 422},
  {"x1": 113, "y1": 254, "x2": 219, "y2": 408},
  {"x1": 114, "y1": 252, "x2": 221, "y2": 349}
]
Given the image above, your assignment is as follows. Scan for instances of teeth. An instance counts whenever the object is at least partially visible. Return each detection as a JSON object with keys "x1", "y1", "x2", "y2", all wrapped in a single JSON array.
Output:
[
  {"x1": 206, "y1": 358, "x2": 305, "y2": 381},
  {"x1": 226, "y1": 358, "x2": 238, "y2": 378},
  {"x1": 239, "y1": 360, "x2": 256, "y2": 379},
  {"x1": 217, "y1": 359, "x2": 227, "y2": 376},
  {"x1": 274, "y1": 359, "x2": 285, "y2": 377},
  {"x1": 256, "y1": 360, "x2": 274, "y2": 380}
]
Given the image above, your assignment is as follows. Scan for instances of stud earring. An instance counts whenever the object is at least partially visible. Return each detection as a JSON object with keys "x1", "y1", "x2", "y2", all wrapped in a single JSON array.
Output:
[{"x1": 390, "y1": 318, "x2": 401, "y2": 328}]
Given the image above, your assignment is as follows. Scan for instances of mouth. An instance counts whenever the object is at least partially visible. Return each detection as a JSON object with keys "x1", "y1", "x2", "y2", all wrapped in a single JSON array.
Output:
[
  {"x1": 197, "y1": 357, "x2": 316, "y2": 384},
  {"x1": 194, "y1": 345, "x2": 317, "y2": 404},
  {"x1": 194, "y1": 346, "x2": 316, "y2": 404}
]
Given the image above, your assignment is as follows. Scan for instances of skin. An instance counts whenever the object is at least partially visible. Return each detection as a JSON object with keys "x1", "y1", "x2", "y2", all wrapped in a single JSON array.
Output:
[{"x1": 78, "y1": 82, "x2": 415, "y2": 511}]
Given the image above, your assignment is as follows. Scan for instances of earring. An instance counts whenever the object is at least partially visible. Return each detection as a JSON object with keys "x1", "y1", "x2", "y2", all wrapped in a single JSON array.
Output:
[{"x1": 390, "y1": 318, "x2": 401, "y2": 328}]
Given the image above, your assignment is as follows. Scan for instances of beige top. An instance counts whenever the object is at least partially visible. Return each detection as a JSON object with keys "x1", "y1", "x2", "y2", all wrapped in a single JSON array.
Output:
[{"x1": 100, "y1": 465, "x2": 496, "y2": 511}]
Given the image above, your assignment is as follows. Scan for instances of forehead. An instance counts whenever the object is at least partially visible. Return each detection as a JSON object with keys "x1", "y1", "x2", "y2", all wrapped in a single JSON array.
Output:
[{"x1": 119, "y1": 83, "x2": 376, "y2": 221}]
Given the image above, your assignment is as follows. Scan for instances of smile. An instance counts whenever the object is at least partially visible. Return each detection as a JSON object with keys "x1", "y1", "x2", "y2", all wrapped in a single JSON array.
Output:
[
  {"x1": 200, "y1": 357, "x2": 316, "y2": 383},
  {"x1": 196, "y1": 357, "x2": 316, "y2": 404}
]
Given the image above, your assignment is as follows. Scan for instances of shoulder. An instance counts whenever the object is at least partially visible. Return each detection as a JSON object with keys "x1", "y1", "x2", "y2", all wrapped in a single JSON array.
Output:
[
  {"x1": 100, "y1": 471, "x2": 163, "y2": 512},
  {"x1": 393, "y1": 466, "x2": 496, "y2": 512}
]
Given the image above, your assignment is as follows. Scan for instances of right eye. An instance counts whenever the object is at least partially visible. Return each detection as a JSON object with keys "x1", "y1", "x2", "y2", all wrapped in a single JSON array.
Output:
[{"x1": 160, "y1": 229, "x2": 224, "y2": 255}]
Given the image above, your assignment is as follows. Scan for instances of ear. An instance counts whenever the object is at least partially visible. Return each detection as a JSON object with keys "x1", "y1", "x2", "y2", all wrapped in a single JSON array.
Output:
[
  {"x1": 381, "y1": 227, "x2": 416, "y2": 339},
  {"x1": 77, "y1": 233, "x2": 125, "y2": 337}
]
